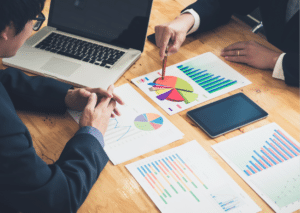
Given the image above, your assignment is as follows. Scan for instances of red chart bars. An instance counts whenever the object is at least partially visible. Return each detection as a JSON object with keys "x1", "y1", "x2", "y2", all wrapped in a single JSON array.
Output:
[
  {"x1": 244, "y1": 129, "x2": 300, "y2": 176},
  {"x1": 137, "y1": 154, "x2": 208, "y2": 204}
]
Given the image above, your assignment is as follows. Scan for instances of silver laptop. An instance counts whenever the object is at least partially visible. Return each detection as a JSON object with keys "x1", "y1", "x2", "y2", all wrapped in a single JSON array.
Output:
[{"x1": 3, "y1": 0, "x2": 153, "y2": 89}]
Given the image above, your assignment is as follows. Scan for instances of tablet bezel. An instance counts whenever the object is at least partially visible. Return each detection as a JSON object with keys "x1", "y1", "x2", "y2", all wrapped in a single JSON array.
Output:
[{"x1": 187, "y1": 93, "x2": 268, "y2": 138}]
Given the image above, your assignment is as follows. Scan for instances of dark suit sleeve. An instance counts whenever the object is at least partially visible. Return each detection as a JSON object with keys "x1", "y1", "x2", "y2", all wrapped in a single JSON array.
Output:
[
  {"x1": 0, "y1": 131, "x2": 109, "y2": 213},
  {"x1": 0, "y1": 67, "x2": 109, "y2": 212},
  {"x1": 182, "y1": 0, "x2": 259, "y2": 33},
  {"x1": 0, "y1": 67, "x2": 72, "y2": 113},
  {"x1": 282, "y1": 53, "x2": 300, "y2": 87}
]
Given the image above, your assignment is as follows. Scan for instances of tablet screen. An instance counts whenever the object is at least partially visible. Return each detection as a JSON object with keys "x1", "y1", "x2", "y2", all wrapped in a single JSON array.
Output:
[{"x1": 187, "y1": 93, "x2": 268, "y2": 138}]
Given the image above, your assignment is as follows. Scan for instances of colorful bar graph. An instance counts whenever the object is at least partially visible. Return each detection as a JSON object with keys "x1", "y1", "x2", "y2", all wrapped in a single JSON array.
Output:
[
  {"x1": 177, "y1": 65, "x2": 237, "y2": 94},
  {"x1": 138, "y1": 167, "x2": 168, "y2": 204},
  {"x1": 254, "y1": 150, "x2": 271, "y2": 167},
  {"x1": 137, "y1": 153, "x2": 204, "y2": 204},
  {"x1": 274, "y1": 133, "x2": 298, "y2": 156},
  {"x1": 175, "y1": 154, "x2": 208, "y2": 189},
  {"x1": 272, "y1": 138, "x2": 292, "y2": 159},
  {"x1": 243, "y1": 129, "x2": 300, "y2": 175},
  {"x1": 276, "y1": 130, "x2": 300, "y2": 152}
]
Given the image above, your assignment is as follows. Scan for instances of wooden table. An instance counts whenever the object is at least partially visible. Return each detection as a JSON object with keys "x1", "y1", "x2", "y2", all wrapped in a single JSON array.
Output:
[{"x1": 1, "y1": 0, "x2": 299, "y2": 212}]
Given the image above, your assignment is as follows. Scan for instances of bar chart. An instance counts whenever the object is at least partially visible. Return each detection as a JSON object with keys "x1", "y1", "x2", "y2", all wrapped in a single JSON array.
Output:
[
  {"x1": 213, "y1": 123, "x2": 300, "y2": 213},
  {"x1": 136, "y1": 153, "x2": 209, "y2": 204},
  {"x1": 127, "y1": 141, "x2": 261, "y2": 213},
  {"x1": 210, "y1": 186, "x2": 244, "y2": 212},
  {"x1": 177, "y1": 65, "x2": 237, "y2": 94},
  {"x1": 132, "y1": 52, "x2": 251, "y2": 115},
  {"x1": 243, "y1": 129, "x2": 300, "y2": 176}
]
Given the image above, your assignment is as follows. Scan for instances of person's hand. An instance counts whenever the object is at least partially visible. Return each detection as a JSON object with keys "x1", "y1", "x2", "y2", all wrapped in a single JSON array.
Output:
[
  {"x1": 79, "y1": 87, "x2": 117, "y2": 135},
  {"x1": 65, "y1": 85, "x2": 124, "y2": 116},
  {"x1": 155, "y1": 13, "x2": 195, "y2": 60},
  {"x1": 220, "y1": 41, "x2": 281, "y2": 70}
]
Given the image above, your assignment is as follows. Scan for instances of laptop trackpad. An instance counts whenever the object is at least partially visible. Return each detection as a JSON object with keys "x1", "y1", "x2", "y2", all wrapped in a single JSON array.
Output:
[{"x1": 40, "y1": 57, "x2": 81, "y2": 77}]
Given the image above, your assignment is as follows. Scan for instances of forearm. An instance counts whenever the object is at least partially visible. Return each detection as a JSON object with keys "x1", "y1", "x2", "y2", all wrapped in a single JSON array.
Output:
[
  {"x1": 0, "y1": 130, "x2": 108, "y2": 213},
  {"x1": 172, "y1": 13, "x2": 195, "y2": 35},
  {"x1": 182, "y1": 0, "x2": 259, "y2": 33},
  {"x1": 0, "y1": 67, "x2": 72, "y2": 113}
]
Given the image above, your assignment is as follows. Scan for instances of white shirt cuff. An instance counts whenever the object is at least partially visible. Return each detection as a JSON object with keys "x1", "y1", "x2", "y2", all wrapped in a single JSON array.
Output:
[
  {"x1": 181, "y1": 9, "x2": 200, "y2": 35},
  {"x1": 272, "y1": 53, "x2": 286, "y2": 80}
]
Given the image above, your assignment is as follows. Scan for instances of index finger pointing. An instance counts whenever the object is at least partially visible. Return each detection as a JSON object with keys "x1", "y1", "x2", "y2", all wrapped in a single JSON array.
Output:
[{"x1": 159, "y1": 31, "x2": 171, "y2": 60}]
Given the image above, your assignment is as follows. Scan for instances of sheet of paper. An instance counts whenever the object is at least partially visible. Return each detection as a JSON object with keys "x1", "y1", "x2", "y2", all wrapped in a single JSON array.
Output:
[
  {"x1": 126, "y1": 140, "x2": 261, "y2": 213},
  {"x1": 212, "y1": 123, "x2": 300, "y2": 213},
  {"x1": 132, "y1": 52, "x2": 251, "y2": 115},
  {"x1": 68, "y1": 83, "x2": 183, "y2": 165}
]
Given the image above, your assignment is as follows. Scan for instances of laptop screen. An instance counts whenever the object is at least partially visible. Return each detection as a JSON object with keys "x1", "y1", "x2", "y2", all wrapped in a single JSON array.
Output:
[{"x1": 48, "y1": 0, "x2": 152, "y2": 52}]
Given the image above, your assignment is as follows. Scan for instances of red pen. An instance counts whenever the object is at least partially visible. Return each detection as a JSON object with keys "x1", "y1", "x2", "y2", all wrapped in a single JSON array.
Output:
[{"x1": 162, "y1": 47, "x2": 169, "y2": 80}]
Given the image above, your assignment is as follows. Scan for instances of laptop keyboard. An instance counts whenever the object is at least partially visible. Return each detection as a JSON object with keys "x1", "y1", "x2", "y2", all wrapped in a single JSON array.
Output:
[{"x1": 35, "y1": 33, "x2": 125, "y2": 68}]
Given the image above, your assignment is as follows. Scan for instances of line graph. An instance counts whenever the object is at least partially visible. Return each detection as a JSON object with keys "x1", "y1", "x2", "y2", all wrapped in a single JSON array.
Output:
[{"x1": 106, "y1": 118, "x2": 132, "y2": 142}]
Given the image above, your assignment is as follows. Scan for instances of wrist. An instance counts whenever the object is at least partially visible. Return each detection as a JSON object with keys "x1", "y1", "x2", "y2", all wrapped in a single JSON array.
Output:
[
  {"x1": 270, "y1": 52, "x2": 281, "y2": 70},
  {"x1": 174, "y1": 13, "x2": 195, "y2": 34}
]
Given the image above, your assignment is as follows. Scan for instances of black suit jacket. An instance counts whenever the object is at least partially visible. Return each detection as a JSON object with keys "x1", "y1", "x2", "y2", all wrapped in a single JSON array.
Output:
[
  {"x1": 184, "y1": 0, "x2": 299, "y2": 87},
  {"x1": 0, "y1": 68, "x2": 109, "y2": 213}
]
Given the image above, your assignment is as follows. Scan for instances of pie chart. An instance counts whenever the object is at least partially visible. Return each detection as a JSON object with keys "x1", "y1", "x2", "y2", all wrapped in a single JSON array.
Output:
[
  {"x1": 150, "y1": 76, "x2": 198, "y2": 104},
  {"x1": 134, "y1": 113, "x2": 163, "y2": 131}
]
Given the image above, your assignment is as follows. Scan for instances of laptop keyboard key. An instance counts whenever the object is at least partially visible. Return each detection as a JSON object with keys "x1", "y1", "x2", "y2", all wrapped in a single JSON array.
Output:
[
  {"x1": 35, "y1": 33, "x2": 126, "y2": 68},
  {"x1": 57, "y1": 51, "x2": 83, "y2": 60}
]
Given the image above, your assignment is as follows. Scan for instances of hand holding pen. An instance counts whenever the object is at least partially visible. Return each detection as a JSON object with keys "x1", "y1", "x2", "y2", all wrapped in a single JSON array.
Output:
[{"x1": 154, "y1": 13, "x2": 195, "y2": 60}]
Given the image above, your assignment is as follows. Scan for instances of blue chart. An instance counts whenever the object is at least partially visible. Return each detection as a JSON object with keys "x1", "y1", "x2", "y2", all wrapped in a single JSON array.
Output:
[
  {"x1": 243, "y1": 129, "x2": 300, "y2": 176},
  {"x1": 177, "y1": 65, "x2": 237, "y2": 94},
  {"x1": 210, "y1": 187, "x2": 243, "y2": 212}
]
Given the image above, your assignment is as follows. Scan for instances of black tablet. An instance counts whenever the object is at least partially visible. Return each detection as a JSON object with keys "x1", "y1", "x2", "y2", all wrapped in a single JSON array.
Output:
[{"x1": 187, "y1": 93, "x2": 268, "y2": 138}]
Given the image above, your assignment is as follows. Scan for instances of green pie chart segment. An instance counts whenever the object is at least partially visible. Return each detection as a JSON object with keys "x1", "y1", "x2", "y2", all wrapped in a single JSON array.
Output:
[{"x1": 134, "y1": 113, "x2": 163, "y2": 131}]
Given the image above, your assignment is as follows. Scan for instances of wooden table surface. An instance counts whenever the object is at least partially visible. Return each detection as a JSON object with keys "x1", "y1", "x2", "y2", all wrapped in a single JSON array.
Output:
[{"x1": 1, "y1": 0, "x2": 299, "y2": 212}]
